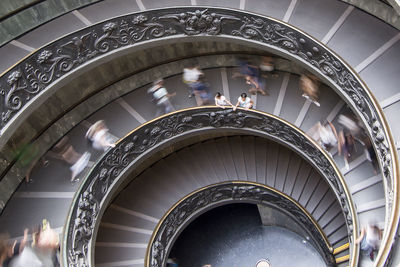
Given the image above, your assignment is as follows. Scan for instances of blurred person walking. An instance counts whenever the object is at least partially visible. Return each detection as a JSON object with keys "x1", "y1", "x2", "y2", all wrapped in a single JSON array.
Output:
[
  {"x1": 233, "y1": 58, "x2": 267, "y2": 95},
  {"x1": 183, "y1": 66, "x2": 203, "y2": 98},
  {"x1": 0, "y1": 229, "x2": 29, "y2": 266},
  {"x1": 362, "y1": 136, "x2": 378, "y2": 173},
  {"x1": 193, "y1": 76, "x2": 212, "y2": 106},
  {"x1": 86, "y1": 120, "x2": 115, "y2": 151},
  {"x1": 260, "y1": 56, "x2": 278, "y2": 78},
  {"x1": 338, "y1": 114, "x2": 362, "y2": 137},
  {"x1": 299, "y1": 74, "x2": 320, "y2": 107},
  {"x1": 338, "y1": 129, "x2": 355, "y2": 171},
  {"x1": 47, "y1": 137, "x2": 91, "y2": 182},
  {"x1": 309, "y1": 121, "x2": 339, "y2": 156},
  {"x1": 355, "y1": 224, "x2": 382, "y2": 261},
  {"x1": 148, "y1": 79, "x2": 176, "y2": 117},
  {"x1": 166, "y1": 258, "x2": 178, "y2": 267}
]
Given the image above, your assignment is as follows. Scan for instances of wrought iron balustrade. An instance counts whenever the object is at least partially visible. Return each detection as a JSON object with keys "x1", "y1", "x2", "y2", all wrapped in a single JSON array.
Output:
[
  {"x1": 0, "y1": 7, "x2": 396, "y2": 265},
  {"x1": 62, "y1": 107, "x2": 358, "y2": 267}
]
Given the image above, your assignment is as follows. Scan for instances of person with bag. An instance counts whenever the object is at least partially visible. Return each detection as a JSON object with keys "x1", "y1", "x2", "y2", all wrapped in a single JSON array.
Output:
[{"x1": 148, "y1": 79, "x2": 176, "y2": 117}]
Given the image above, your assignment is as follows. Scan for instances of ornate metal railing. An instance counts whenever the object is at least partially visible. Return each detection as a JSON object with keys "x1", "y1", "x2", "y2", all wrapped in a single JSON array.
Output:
[
  {"x1": 62, "y1": 106, "x2": 358, "y2": 267},
  {"x1": 1, "y1": 0, "x2": 399, "y2": 47},
  {"x1": 0, "y1": 7, "x2": 396, "y2": 265},
  {"x1": 147, "y1": 181, "x2": 336, "y2": 267}
]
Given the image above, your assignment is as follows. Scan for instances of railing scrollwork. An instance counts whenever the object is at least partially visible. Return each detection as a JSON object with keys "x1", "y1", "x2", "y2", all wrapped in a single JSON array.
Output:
[
  {"x1": 0, "y1": 7, "x2": 396, "y2": 266},
  {"x1": 148, "y1": 182, "x2": 336, "y2": 267},
  {"x1": 62, "y1": 107, "x2": 358, "y2": 267}
]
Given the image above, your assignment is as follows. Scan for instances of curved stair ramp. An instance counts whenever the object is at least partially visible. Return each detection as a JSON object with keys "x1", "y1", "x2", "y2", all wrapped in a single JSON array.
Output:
[
  {"x1": 0, "y1": 65, "x2": 387, "y2": 265},
  {"x1": 61, "y1": 107, "x2": 358, "y2": 267},
  {"x1": 95, "y1": 136, "x2": 349, "y2": 267},
  {"x1": 0, "y1": 4, "x2": 398, "y2": 267}
]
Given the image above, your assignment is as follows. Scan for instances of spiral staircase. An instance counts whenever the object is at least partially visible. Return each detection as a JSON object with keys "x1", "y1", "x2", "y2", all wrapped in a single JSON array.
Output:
[
  {"x1": 0, "y1": 0, "x2": 399, "y2": 266},
  {"x1": 95, "y1": 134, "x2": 349, "y2": 266}
]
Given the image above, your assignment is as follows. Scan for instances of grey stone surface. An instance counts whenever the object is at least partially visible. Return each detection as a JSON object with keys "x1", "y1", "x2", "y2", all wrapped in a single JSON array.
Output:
[
  {"x1": 96, "y1": 225, "x2": 152, "y2": 243},
  {"x1": 196, "y1": 0, "x2": 240, "y2": 8},
  {"x1": 142, "y1": 0, "x2": 191, "y2": 10},
  {"x1": 16, "y1": 11, "x2": 86, "y2": 48},
  {"x1": 0, "y1": 0, "x2": 37, "y2": 19},
  {"x1": 245, "y1": 0, "x2": 292, "y2": 20},
  {"x1": 327, "y1": 7, "x2": 398, "y2": 67},
  {"x1": 279, "y1": 74, "x2": 304, "y2": 122},
  {"x1": 122, "y1": 85, "x2": 156, "y2": 121},
  {"x1": 387, "y1": 0, "x2": 400, "y2": 16},
  {"x1": 17, "y1": 159, "x2": 80, "y2": 192},
  {"x1": 289, "y1": 0, "x2": 348, "y2": 40},
  {"x1": 352, "y1": 182, "x2": 385, "y2": 204},
  {"x1": 360, "y1": 40, "x2": 400, "y2": 102},
  {"x1": 86, "y1": 100, "x2": 141, "y2": 139},
  {"x1": 0, "y1": 197, "x2": 71, "y2": 237},
  {"x1": 0, "y1": 0, "x2": 100, "y2": 46},
  {"x1": 78, "y1": 0, "x2": 140, "y2": 24},
  {"x1": 96, "y1": 247, "x2": 147, "y2": 263},
  {"x1": 257, "y1": 204, "x2": 312, "y2": 242},
  {"x1": 383, "y1": 100, "x2": 400, "y2": 142},
  {"x1": 0, "y1": 42, "x2": 31, "y2": 74},
  {"x1": 342, "y1": 161, "x2": 377, "y2": 187},
  {"x1": 340, "y1": 0, "x2": 400, "y2": 30}
]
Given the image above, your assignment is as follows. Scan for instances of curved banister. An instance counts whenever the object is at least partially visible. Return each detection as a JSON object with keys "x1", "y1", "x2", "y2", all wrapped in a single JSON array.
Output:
[
  {"x1": 0, "y1": 7, "x2": 396, "y2": 265},
  {"x1": 1, "y1": 0, "x2": 399, "y2": 47},
  {"x1": 146, "y1": 181, "x2": 337, "y2": 267},
  {"x1": 62, "y1": 106, "x2": 358, "y2": 267}
]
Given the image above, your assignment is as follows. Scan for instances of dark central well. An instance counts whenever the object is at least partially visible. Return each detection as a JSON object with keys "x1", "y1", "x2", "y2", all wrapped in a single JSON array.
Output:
[{"x1": 168, "y1": 203, "x2": 326, "y2": 267}]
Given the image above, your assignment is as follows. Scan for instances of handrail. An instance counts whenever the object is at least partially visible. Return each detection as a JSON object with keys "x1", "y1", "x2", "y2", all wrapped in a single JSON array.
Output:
[
  {"x1": 0, "y1": 7, "x2": 395, "y2": 265},
  {"x1": 62, "y1": 106, "x2": 358, "y2": 267},
  {"x1": 145, "y1": 181, "x2": 336, "y2": 267},
  {"x1": 1, "y1": 0, "x2": 399, "y2": 47}
]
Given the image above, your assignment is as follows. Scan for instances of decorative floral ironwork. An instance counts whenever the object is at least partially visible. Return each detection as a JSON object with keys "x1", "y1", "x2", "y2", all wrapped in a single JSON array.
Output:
[
  {"x1": 159, "y1": 9, "x2": 239, "y2": 35},
  {"x1": 149, "y1": 183, "x2": 336, "y2": 267},
  {"x1": 0, "y1": 7, "x2": 395, "y2": 266},
  {"x1": 63, "y1": 108, "x2": 355, "y2": 267},
  {"x1": 0, "y1": 10, "x2": 395, "y2": 209},
  {"x1": 232, "y1": 17, "x2": 300, "y2": 54}
]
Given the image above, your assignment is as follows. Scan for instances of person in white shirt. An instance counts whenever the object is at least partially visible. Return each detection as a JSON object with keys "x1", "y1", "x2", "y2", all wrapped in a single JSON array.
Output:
[
  {"x1": 355, "y1": 224, "x2": 382, "y2": 261},
  {"x1": 317, "y1": 121, "x2": 338, "y2": 153},
  {"x1": 235, "y1": 93, "x2": 253, "y2": 110},
  {"x1": 86, "y1": 120, "x2": 115, "y2": 151},
  {"x1": 183, "y1": 67, "x2": 203, "y2": 98},
  {"x1": 148, "y1": 79, "x2": 176, "y2": 116},
  {"x1": 214, "y1": 92, "x2": 234, "y2": 109}
]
